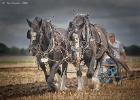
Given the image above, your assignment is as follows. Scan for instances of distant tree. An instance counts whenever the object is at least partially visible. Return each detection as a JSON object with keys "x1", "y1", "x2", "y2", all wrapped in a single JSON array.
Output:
[
  {"x1": 124, "y1": 45, "x2": 140, "y2": 56},
  {"x1": 0, "y1": 42, "x2": 140, "y2": 56},
  {"x1": 0, "y1": 42, "x2": 28, "y2": 55},
  {"x1": 9, "y1": 46, "x2": 20, "y2": 55},
  {"x1": 0, "y1": 43, "x2": 9, "y2": 54},
  {"x1": 20, "y1": 48, "x2": 27, "y2": 55}
]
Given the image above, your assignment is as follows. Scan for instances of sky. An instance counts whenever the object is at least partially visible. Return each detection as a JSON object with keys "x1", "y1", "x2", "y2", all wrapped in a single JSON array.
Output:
[{"x1": 0, "y1": 0, "x2": 140, "y2": 48}]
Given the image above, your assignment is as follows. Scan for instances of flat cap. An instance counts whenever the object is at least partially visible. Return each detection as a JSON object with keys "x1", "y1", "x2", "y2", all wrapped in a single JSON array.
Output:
[{"x1": 108, "y1": 32, "x2": 115, "y2": 37}]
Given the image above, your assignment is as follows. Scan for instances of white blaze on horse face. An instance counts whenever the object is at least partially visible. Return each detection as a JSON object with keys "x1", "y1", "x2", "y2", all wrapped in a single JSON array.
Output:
[
  {"x1": 48, "y1": 23, "x2": 52, "y2": 32},
  {"x1": 31, "y1": 31, "x2": 37, "y2": 41},
  {"x1": 75, "y1": 27, "x2": 78, "y2": 32},
  {"x1": 73, "y1": 33, "x2": 80, "y2": 60},
  {"x1": 98, "y1": 31, "x2": 101, "y2": 35},
  {"x1": 73, "y1": 33, "x2": 80, "y2": 48},
  {"x1": 52, "y1": 37, "x2": 55, "y2": 48}
]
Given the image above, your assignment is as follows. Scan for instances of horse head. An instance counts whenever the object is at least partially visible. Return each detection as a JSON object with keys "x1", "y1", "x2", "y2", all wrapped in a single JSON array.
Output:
[
  {"x1": 68, "y1": 14, "x2": 90, "y2": 47},
  {"x1": 26, "y1": 17, "x2": 42, "y2": 56},
  {"x1": 40, "y1": 19, "x2": 57, "y2": 53},
  {"x1": 67, "y1": 14, "x2": 90, "y2": 65},
  {"x1": 72, "y1": 14, "x2": 89, "y2": 32},
  {"x1": 41, "y1": 19, "x2": 54, "y2": 41}
]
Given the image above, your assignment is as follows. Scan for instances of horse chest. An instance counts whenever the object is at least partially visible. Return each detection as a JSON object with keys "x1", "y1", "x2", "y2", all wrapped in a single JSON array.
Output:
[{"x1": 52, "y1": 48, "x2": 63, "y2": 60}]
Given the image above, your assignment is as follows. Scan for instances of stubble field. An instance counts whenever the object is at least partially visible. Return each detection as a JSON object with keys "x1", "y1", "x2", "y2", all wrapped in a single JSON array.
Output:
[{"x1": 0, "y1": 56, "x2": 140, "y2": 100}]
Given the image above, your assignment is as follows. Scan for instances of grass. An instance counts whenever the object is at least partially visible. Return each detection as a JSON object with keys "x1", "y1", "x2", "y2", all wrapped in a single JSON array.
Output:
[
  {"x1": 0, "y1": 56, "x2": 35, "y2": 64},
  {"x1": 0, "y1": 60, "x2": 34, "y2": 64},
  {"x1": 0, "y1": 56, "x2": 36, "y2": 68},
  {"x1": 0, "y1": 56, "x2": 139, "y2": 69},
  {"x1": 128, "y1": 56, "x2": 140, "y2": 69}
]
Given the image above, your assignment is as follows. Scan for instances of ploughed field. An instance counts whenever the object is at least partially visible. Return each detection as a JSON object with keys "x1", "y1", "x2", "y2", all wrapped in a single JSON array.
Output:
[{"x1": 0, "y1": 56, "x2": 140, "y2": 100}]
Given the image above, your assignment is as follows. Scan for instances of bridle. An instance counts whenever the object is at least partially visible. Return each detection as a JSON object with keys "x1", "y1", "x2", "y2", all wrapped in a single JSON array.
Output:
[
  {"x1": 69, "y1": 16, "x2": 106, "y2": 62},
  {"x1": 27, "y1": 28, "x2": 43, "y2": 57},
  {"x1": 70, "y1": 20, "x2": 91, "y2": 54}
]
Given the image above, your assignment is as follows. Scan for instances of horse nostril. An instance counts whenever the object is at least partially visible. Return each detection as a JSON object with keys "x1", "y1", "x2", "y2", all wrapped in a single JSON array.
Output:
[{"x1": 32, "y1": 40, "x2": 36, "y2": 44}]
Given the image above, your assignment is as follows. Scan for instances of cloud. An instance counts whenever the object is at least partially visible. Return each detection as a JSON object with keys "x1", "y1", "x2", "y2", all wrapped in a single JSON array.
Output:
[{"x1": 0, "y1": 0, "x2": 140, "y2": 48}]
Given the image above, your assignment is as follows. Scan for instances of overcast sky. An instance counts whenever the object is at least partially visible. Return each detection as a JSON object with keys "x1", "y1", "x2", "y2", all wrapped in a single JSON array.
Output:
[{"x1": 0, "y1": 0, "x2": 140, "y2": 48}]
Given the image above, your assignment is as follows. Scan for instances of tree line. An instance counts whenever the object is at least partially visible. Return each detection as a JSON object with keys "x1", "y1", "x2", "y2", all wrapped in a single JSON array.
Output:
[
  {"x1": 0, "y1": 43, "x2": 27, "y2": 56},
  {"x1": 0, "y1": 42, "x2": 140, "y2": 56},
  {"x1": 124, "y1": 45, "x2": 140, "y2": 56}
]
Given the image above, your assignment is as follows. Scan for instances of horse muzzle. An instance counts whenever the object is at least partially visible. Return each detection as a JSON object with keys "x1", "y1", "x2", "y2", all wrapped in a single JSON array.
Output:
[{"x1": 28, "y1": 47, "x2": 36, "y2": 56}]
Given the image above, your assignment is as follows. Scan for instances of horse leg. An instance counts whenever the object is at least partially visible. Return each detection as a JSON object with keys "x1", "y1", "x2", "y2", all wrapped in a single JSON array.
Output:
[
  {"x1": 92, "y1": 69, "x2": 101, "y2": 92},
  {"x1": 90, "y1": 59, "x2": 98, "y2": 89},
  {"x1": 39, "y1": 62, "x2": 49, "y2": 82},
  {"x1": 75, "y1": 64, "x2": 84, "y2": 91},
  {"x1": 47, "y1": 62, "x2": 62, "y2": 90},
  {"x1": 47, "y1": 62, "x2": 59, "y2": 92},
  {"x1": 92, "y1": 58, "x2": 103, "y2": 91},
  {"x1": 86, "y1": 56, "x2": 95, "y2": 78},
  {"x1": 36, "y1": 55, "x2": 49, "y2": 82},
  {"x1": 55, "y1": 66, "x2": 61, "y2": 89},
  {"x1": 60, "y1": 61, "x2": 68, "y2": 90},
  {"x1": 87, "y1": 36, "x2": 97, "y2": 79},
  {"x1": 85, "y1": 61, "x2": 94, "y2": 89}
]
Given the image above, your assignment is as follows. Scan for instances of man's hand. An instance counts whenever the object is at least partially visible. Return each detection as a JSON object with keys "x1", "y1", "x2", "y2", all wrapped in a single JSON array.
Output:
[{"x1": 121, "y1": 52, "x2": 128, "y2": 63}]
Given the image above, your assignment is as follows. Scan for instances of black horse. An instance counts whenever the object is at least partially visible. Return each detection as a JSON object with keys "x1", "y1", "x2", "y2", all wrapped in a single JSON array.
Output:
[
  {"x1": 26, "y1": 17, "x2": 68, "y2": 92},
  {"x1": 41, "y1": 19, "x2": 69, "y2": 92},
  {"x1": 67, "y1": 14, "x2": 131, "y2": 90},
  {"x1": 67, "y1": 14, "x2": 96, "y2": 90},
  {"x1": 26, "y1": 17, "x2": 51, "y2": 83}
]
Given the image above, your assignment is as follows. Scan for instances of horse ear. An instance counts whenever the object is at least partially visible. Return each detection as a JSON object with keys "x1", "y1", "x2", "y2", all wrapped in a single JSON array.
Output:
[
  {"x1": 85, "y1": 14, "x2": 89, "y2": 19},
  {"x1": 69, "y1": 21, "x2": 73, "y2": 27},
  {"x1": 38, "y1": 19, "x2": 42, "y2": 28},
  {"x1": 49, "y1": 20, "x2": 51, "y2": 23},
  {"x1": 26, "y1": 19, "x2": 32, "y2": 27}
]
